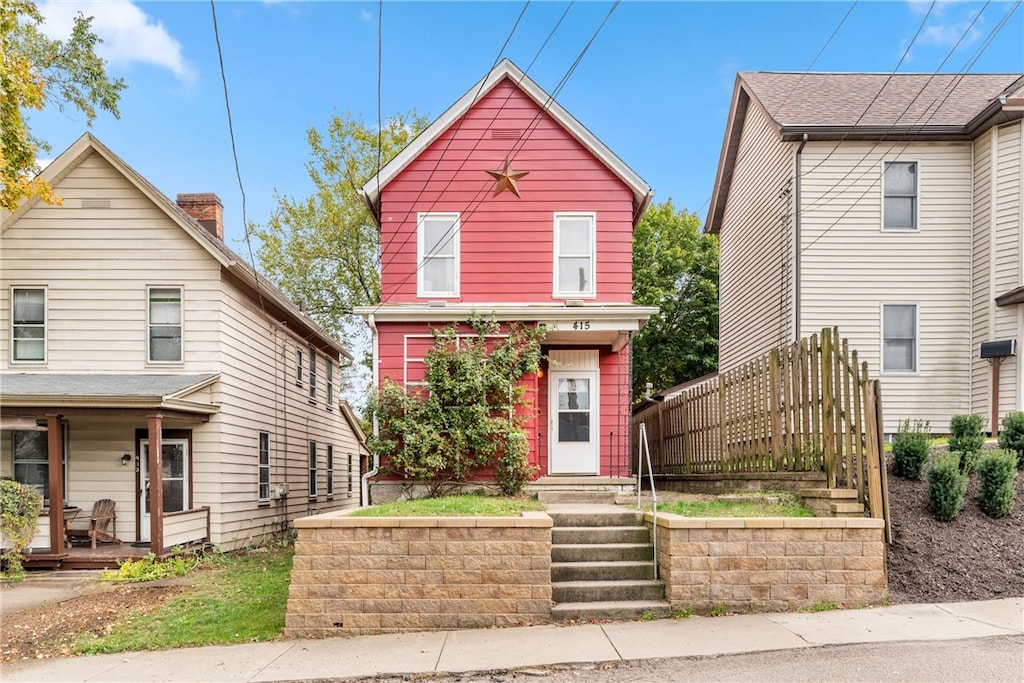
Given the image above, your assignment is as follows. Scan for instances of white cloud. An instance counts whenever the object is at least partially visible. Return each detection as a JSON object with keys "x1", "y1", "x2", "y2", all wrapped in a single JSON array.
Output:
[{"x1": 37, "y1": 1, "x2": 194, "y2": 83}]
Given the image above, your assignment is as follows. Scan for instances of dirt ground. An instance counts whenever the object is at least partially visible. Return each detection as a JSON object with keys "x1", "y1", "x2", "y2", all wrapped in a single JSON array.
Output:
[{"x1": 1, "y1": 459, "x2": 1021, "y2": 663}]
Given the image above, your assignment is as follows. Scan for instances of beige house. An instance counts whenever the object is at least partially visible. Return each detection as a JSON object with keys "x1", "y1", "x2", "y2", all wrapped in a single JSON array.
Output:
[
  {"x1": 708, "y1": 72, "x2": 1024, "y2": 434},
  {"x1": 1, "y1": 133, "x2": 366, "y2": 567}
]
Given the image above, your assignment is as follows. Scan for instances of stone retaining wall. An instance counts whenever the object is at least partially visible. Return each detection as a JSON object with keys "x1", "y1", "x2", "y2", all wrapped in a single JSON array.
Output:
[
  {"x1": 285, "y1": 511, "x2": 553, "y2": 637},
  {"x1": 648, "y1": 513, "x2": 886, "y2": 613}
]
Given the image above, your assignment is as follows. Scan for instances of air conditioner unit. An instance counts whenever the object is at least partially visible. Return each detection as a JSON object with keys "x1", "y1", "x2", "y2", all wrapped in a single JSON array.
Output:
[{"x1": 273, "y1": 482, "x2": 290, "y2": 499}]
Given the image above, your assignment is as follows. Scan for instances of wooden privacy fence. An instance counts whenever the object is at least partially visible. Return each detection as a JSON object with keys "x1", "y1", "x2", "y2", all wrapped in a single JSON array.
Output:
[{"x1": 632, "y1": 327, "x2": 890, "y2": 536}]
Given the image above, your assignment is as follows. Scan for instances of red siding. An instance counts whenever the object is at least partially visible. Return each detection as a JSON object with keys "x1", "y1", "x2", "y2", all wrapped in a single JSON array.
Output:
[{"x1": 379, "y1": 80, "x2": 635, "y2": 305}]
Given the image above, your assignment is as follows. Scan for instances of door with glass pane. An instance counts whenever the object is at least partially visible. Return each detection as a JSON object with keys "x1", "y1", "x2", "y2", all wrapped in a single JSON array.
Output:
[
  {"x1": 138, "y1": 439, "x2": 189, "y2": 541},
  {"x1": 548, "y1": 370, "x2": 599, "y2": 474}
]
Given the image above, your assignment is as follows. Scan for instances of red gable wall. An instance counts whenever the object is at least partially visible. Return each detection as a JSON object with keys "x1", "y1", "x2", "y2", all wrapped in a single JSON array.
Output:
[{"x1": 378, "y1": 79, "x2": 635, "y2": 304}]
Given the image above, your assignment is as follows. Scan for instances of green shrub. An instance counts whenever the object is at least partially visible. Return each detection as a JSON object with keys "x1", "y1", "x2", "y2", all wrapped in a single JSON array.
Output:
[
  {"x1": 998, "y1": 411, "x2": 1024, "y2": 469},
  {"x1": 927, "y1": 452, "x2": 967, "y2": 522},
  {"x1": 892, "y1": 419, "x2": 931, "y2": 480},
  {"x1": 0, "y1": 480, "x2": 43, "y2": 579},
  {"x1": 976, "y1": 450, "x2": 1017, "y2": 519},
  {"x1": 949, "y1": 414, "x2": 986, "y2": 475}
]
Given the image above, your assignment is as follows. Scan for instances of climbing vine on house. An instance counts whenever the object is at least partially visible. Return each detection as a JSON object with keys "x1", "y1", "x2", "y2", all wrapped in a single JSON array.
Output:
[{"x1": 368, "y1": 318, "x2": 544, "y2": 497}]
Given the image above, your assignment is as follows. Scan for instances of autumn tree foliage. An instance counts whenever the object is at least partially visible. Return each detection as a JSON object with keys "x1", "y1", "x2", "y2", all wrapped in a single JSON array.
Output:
[{"x1": 1, "y1": 0, "x2": 125, "y2": 211}]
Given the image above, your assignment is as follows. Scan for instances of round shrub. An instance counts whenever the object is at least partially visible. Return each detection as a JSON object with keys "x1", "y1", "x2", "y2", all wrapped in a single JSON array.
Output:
[
  {"x1": 927, "y1": 452, "x2": 966, "y2": 522},
  {"x1": 1, "y1": 479, "x2": 43, "y2": 578},
  {"x1": 976, "y1": 450, "x2": 1017, "y2": 519},
  {"x1": 949, "y1": 414, "x2": 985, "y2": 475},
  {"x1": 998, "y1": 411, "x2": 1024, "y2": 469},
  {"x1": 892, "y1": 419, "x2": 931, "y2": 480}
]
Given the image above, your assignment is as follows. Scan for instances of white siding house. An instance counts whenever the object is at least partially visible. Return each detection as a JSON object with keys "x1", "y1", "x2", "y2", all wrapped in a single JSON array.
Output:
[
  {"x1": 0, "y1": 133, "x2": 367, "y2": 566},
  {"x1": 708, "y1": 73, "x2": 1024, "y2": 434}
]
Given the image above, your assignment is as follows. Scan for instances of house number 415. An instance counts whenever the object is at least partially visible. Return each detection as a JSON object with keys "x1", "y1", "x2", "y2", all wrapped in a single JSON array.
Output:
[{"x1": 572, "y1": 320, "x2": 591, "y2": 330}]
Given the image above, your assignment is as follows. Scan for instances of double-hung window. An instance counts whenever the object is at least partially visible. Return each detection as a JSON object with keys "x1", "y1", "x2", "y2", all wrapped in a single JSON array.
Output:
[
  {"x1": 309, "y1": 347, "x2": 317, "y2": 401},
  {"x1": 296, "y1": 349, "x2": 304, "y2": 386},
  {"x1": 308, "y1": 441, "x2": 318, "y2": 498},
  {"x1": 12, "y1": 427, "x2": 66, "y2": 505},
  {"x1": 326, "y1": 444, "x2": 334, "y2": 497},
  {"x1": 417, "y1": 213, "x2": 459, "y2": 297},
  {"x1": 882, "y1": 304, "x2": 917, "y2": 373},
  {"x1": 11, "y1": 286, "x2": 46, "y2": 363},
  {"x1": 554, "y1": 213, "x2": 596, "y2": 298},
  {"x1": 883, "y1": 161, "x2": 918, "y2": 231},
  {"x1": 258, "y1": 432, "x2": 270, "y2": 502},
  {"x1": 326, "y1": 360, "x2": 334, "y2": 408},
  {"x1": 148, "y1": 287, "x2": 182, "y2": 362}
]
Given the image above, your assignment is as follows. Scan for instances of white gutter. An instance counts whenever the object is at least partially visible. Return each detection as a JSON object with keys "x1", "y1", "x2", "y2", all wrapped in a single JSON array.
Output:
[{"x1": 361, "y1": 313, "x2": 380, "y2": 507}]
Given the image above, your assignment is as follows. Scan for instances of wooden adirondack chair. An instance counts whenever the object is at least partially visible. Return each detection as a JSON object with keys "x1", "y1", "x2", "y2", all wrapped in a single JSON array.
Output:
[{"x1": 65, "y1": 498, "x2": 121, "y2": 549}]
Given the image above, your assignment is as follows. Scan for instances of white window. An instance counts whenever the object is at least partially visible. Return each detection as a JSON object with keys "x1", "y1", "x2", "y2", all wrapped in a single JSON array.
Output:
[
  {"x1": 554, "y1": 213, "x2": 596, "y2": 298},
  {"x1": 148, "y1": 287, "x2": 182, "y2": 362},
  {"x1": 883, "y1": 304, "x2": 917, "y2": 372},
  {"x1": 417, "y1": 213, "x2": 459, "y2": 297},
  {"x1": 12, "y1": 428, "x2": 66, "y2": 505},
  {"x1": 326, "y1": 359, "x2": 334, "y2": 408},
  {"x1": 882, "y1": 161, "x2": 918, "y2": 231},
  {"x1": 309, "y1": 347, "x2": 317, "y2": 401},
  {"x1": 296, "y1": 349, "x2": 304, "y2": 386},
  {"x1": 326, "y1": 444, "x2": 334, "y2": 497},
  {"x1": 258, "y1": 432, "x2": 270, "y2": 502},
  {"x1": 308, "y1": 441, "x2": 318, "y2": 498},
  {"x1": 11, "y1": 286, "x2": 46, "y2": 363}
]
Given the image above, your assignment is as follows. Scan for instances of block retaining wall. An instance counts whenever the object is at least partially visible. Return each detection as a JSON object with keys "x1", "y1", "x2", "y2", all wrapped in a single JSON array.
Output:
[
  {"x1": 285, "y1": 511, "x2": 553, "y2": 637},
  {"x1": 648, "y1": 513, "x2": 887, "y2": 613}
]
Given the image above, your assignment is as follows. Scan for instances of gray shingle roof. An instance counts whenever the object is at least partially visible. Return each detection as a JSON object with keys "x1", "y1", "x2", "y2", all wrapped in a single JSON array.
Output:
[
  {"x1": 0, "y1": 373, "x2": 217, "y2": 399},
  {"x1": 741, "y1": 72, "x2": 1023, "y2": 129}
]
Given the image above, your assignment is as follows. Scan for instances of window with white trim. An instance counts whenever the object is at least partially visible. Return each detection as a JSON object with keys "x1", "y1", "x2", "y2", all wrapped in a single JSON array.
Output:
[
  {"x1": 326, "y1": 359, "x2": 334, "y2": 408},
  {"x1": 11, "y1": 286, "x2": 46, "y2": 363},
  {"x1": 326, "y1": 444, "x2": 334, "y2": 497},
  {"x1": 11, "y1": 427, "x2": 66, "y2": 505},
  {"x1": 308, "y1": 441, "x2": 318, "y2": 498},
  {"x1": 554, "y1": 213, "x2": 596, "y2": 297},
  {"x1": 883, "y1": 304, "x2": 917, "y2": 372},
  {"x1": 296, "y1": 349, "x2": 304, "y2": 385},
  {"x1": 148, "y1": 287, "x2": 182, "y2": 362},
  {"x1": 258, "y1": 432, "x2": 270, "y2": 502},
  {"x1": 309, "y1": 347, "x2": 317, "y2": 401},
  {"x1": 417, "y1": 213, "x2": 459, "y2": 297},
  {"x1": 883, "y1": 161, "x2": 918, "y2": 231}
]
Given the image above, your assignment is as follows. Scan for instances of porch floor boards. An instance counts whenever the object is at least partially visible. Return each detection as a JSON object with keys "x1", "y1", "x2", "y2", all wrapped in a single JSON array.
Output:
[{"x1": 24, "y1": 543, "x2": 156, "y2": 571}]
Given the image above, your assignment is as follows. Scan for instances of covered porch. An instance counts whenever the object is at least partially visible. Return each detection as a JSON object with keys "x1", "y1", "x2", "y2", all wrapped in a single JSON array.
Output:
[{"x1": 1, "y1": 373, "x2": 219, "y2": 570}]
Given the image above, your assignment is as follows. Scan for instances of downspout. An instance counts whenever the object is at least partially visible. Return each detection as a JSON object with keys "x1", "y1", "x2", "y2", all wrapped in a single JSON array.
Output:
[
  {"x1": 794, "y1": 133, "x2": 808, "y2": 341},
  {"x1": 360, "y1": 313, "x2": 380, "y2": 506}
]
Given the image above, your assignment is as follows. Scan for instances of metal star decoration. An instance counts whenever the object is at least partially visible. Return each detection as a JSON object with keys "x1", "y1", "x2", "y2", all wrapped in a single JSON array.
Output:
[{"x1": 486, "y1": 158, "x2": 529, "y2": 198}]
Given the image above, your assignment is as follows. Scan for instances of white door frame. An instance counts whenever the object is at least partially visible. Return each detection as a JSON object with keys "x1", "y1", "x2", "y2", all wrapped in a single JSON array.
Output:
[
  {"x1": 139, "y1": 438, "x2": 189, "y2": 542},
  {"x1": 548, "y1": 350, "x2": 600, "y2": 475}
]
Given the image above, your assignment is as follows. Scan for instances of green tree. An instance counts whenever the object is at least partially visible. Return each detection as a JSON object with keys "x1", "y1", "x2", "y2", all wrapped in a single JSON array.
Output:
[
  {"x1": 1, "y1": 0, "x2": 126, "y2": 211},
  {"x1": 251, "y1": 110, "x2": 430, "y2": 344},
  {"x1": 631, "y1": 199, "x2": 719, "y2": 400}
]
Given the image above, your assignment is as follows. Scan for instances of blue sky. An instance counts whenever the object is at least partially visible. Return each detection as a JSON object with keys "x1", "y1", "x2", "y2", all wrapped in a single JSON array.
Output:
[{"x1": 33, "y1": 0, "x2": 1023, "y2": 256}]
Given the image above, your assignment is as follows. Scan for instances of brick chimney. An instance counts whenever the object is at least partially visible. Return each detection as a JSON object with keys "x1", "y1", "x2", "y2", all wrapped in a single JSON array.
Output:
[{"x1": 176, "y1": 193, "x2": 223, "y2": 240}]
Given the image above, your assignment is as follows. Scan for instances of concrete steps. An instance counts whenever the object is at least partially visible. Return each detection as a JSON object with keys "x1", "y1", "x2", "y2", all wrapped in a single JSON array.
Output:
[{"x1": 548, "y1": 505, "x2": 669, "y2": 622}]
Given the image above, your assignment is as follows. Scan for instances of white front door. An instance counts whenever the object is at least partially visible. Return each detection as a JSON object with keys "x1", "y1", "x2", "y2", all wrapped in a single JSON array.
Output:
[
  {"x1": 139, "y1": 439, "x2": 189, "y2": 542},
  {"x1": 549, "y1": 370, "x2": 600, "y2": 474}
]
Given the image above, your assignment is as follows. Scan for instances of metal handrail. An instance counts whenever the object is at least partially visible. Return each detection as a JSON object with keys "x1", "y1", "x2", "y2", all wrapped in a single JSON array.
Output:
[{"x1": 636, "y1": 422, "x2": 658, "y2": 580}]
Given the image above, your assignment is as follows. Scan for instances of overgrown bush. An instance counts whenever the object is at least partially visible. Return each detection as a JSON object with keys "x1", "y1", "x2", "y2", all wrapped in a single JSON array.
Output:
[
  {"x1": 102, "y1": 550, "x2": 200, "y2": 582},
  {"x1": 976, "y1": 450, "x2": 1017, "y2": 519},
  {"x1": 927, "y1": 452, "x2": 966, "y2": 522},
  {"x1": 892, "y1": 419, "x2": 931, "y2": 480},
  {"x1": 998, "y1": 411, "x2": 1024, "y2": 469},
  {"x1": 949, "y1": 414, "x2": 986, "y2": 476},
  {"x1": 368, "y1": 318, "x2": 543, "y2": 497},
  {"x1": 0, "y1": 479, "x2": 43, "y2": 579}
]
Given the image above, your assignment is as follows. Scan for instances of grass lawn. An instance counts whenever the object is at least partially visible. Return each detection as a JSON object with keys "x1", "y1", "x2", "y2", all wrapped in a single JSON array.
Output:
[
  {"x1": 350, "y1": 494, "x2": 545, "y2": 517},
  {"x1": 656, "y1": 493, "x2": 813, "y2": 518},
  {"x1": 73, "y1": 548, "x2": 292, "y2": 654}
]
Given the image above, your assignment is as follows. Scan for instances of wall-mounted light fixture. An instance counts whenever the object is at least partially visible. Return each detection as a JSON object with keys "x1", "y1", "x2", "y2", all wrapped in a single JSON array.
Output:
[{"x1": 121, "y1": 453, "x2": 132, "y2": 466}]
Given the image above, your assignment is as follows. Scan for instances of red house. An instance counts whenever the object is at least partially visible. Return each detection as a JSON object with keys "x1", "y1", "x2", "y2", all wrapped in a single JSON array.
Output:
[{"x1": 356, "y1": 60, "x2": 656, "y2": 499}]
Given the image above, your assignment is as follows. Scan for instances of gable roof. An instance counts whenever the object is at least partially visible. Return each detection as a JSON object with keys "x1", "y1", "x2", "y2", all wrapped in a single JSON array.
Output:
[
  {"x1": 360, "y1": 58, "x2": 653, "y2": 227},
  {"x1": 2, "y1": 133, "x2": 351, "y2": 360},
  {"x1": 707, "y1": 72, "x2": 1024, "y2": 234}
]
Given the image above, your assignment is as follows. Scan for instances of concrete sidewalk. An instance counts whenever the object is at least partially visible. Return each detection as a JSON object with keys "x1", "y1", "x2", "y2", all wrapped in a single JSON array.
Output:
[{"x1": 2, "y1": 597, "x2": 1021, "y2": 682}]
